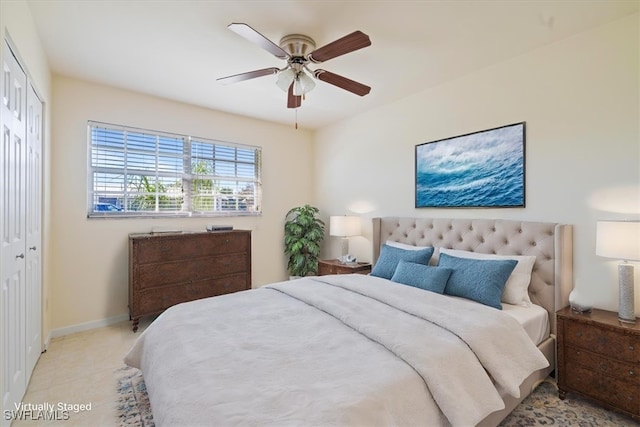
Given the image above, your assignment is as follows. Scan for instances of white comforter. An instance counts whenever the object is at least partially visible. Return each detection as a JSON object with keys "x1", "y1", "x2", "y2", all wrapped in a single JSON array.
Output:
[{"x1": 125, "y1": 274, "x2": 548, "y2": 427}]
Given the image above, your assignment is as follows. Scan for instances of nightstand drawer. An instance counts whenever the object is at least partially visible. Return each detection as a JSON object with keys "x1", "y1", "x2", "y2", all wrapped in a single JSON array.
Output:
[
  {"x1": 566, "y1": 364, "x2": 639, "y2": 414},
  {"x1": 565, "y1": 321, "x2": 638, "y2": 363},
  {"x1": 318, "y1": 260, "x2": 372, "y2": 276},
  {"x1": 566, "y1": 346, "x2": 638, "y2": 381},
  {"x1": 320, "y1": 264, "x2": 339, "y2": 275},
  {"x1": 557, "y1": 307, "x2": 640, "y2": 420}
]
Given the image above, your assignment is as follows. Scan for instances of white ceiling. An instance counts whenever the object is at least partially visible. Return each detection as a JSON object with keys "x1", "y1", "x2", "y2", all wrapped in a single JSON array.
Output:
[{"x1": 26, "y1": 0, "x2": 638, "y2": 131}]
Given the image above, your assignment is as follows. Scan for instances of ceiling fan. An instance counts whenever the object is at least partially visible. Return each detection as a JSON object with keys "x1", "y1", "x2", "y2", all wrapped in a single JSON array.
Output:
[{"x1": 217, "y1": 23, "x2": 372, "y2": 109}]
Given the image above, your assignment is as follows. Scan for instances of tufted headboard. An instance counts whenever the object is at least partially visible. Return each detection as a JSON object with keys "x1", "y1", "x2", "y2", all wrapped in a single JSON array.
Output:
[{"x1": 372, "y1": 217, "x2": 573, "y2": 335}]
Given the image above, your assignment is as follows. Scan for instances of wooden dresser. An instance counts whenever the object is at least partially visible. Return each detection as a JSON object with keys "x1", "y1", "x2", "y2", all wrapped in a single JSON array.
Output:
[
  {"x1": 557, "y1": 307, "x2": 639, "y2": 421},
  {"x1": 128, "y1": 230, "x2": 251, "y2": 331}
]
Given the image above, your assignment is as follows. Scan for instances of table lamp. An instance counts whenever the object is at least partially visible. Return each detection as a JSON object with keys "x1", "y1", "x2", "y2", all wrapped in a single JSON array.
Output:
[
  {"x1": 596, "y1": 220, "x2": 640, "y2": 324},
  {"x1": 329, "y1": 215, "x2": 360, "y2": 264}
]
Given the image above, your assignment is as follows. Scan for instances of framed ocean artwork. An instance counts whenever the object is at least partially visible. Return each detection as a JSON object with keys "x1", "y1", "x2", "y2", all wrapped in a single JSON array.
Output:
[{"x1": 415, "y1": 122, "x2": 525, "y2": 208}]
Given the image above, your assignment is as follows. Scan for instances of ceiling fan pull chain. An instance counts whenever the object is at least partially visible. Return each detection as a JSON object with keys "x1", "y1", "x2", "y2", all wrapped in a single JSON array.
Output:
[{"x1": 295, "y1": 108, "x2": 298, "y2": 130}]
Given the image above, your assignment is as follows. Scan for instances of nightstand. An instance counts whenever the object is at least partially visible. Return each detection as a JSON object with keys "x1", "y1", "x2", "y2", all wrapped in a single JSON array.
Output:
[
  {"x1": 318, "y1": 259, "x2": 372, "y2": 276},
  {"x1": 556, "y1": 307, "x2": 639, "y2": 421}
]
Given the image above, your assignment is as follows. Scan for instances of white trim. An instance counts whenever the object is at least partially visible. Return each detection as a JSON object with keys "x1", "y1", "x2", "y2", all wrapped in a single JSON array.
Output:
[
  {"x1": 49, "y1": 314, "x2": 130, "y2": 339},
  {"x1": 42, "y1": 332, "x2": 52, "y2": 352}
]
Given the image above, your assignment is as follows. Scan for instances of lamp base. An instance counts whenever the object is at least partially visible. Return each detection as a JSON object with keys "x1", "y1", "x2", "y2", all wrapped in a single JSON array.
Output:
[
  {"x1": 618, "y1": 316, "x2": 636, "y2": 324},
  {"x1": 618, "y1": 262, "x2": 636, "y2": 324},
  {"x1": 337, "y1": 237, "x2": 356, "y2": 264}
]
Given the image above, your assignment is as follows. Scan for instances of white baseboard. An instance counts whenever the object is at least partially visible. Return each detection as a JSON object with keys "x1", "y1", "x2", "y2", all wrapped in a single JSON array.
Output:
[
  {"x1": 43, "y1": 332, "x2": 52, "y2": 352},
  {"x1": 49, "y1": 314, "x2": 130, "y2": 339}
]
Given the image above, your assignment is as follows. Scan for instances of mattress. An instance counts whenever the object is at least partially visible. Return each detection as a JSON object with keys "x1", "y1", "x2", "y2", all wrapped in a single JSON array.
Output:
[
  {"x1": 502, "y1": 302, "x2": 550, "y2": 345},
  {"x1": 126, "y1": 274, "x2": 551, "y2": 426}
]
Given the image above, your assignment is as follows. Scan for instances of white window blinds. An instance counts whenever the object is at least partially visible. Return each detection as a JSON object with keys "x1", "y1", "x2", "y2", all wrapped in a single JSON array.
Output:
[{"x1": 88, "y1": 121, "x2": 262, "y2": 217}]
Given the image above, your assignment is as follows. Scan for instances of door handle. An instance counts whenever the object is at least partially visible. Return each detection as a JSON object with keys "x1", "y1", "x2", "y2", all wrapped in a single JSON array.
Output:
[{"x1": 16, "y1": 253, "x2": 24, "y2": 259}]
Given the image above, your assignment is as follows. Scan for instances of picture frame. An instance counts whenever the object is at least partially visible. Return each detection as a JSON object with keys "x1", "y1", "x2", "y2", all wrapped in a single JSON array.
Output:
[{"x1": 415, "y1": 122, "x2": 525, "y2": 208}]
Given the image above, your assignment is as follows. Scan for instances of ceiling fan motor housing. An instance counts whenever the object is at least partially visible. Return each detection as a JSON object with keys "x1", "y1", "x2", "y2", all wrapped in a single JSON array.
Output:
[{"x1": 279, "y1": 34, "x2": 316, "y2": 58}]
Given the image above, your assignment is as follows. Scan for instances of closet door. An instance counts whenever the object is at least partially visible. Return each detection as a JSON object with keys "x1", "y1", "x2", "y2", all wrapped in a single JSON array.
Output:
[
  {"x1": 25, "y1": 83, "x2": 42, "y2": 378},
  {"x1": 1, "y1": 42, "x2": 28, "y2": 412}
]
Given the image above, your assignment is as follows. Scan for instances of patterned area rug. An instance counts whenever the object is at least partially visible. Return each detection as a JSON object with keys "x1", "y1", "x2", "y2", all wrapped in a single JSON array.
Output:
[
  {"x1": 116, "y1": 367, "x2": 155, "y2": 426},
  {"x1": 116, "y1": 367, "x2": 638, "y2": 426},
  {"x1": 499, "y1": 379, "x2": 638, "y2": 426}
]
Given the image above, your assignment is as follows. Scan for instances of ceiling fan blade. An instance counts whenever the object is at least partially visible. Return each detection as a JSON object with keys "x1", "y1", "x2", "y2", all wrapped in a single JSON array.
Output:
[
  {"x1": 313, "y1": 70, "x2": 371, "y2": 96},
  {"x1": 228, "y1": 23, "x2": 289, "y2": 59},
  {"x1": 307, "y1": 31, "x2": 371, "y2": 63},
  {"x1": 287, "y1": 83, "x2": 301, "y2": 108},
  {"x1": 217, "y1": 67, "x2": 279, "y2": 85}
]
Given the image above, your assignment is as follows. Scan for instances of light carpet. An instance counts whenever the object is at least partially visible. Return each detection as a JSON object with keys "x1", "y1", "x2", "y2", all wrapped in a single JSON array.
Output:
[{"x1": 116, "y1": 367, "x2": 638, "y2": 426}]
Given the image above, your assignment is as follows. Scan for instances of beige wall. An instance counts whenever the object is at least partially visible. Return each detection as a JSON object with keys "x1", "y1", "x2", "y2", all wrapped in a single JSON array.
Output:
[
  {"x1": 8, "y1": 2, "x2": 640, "y2": 334},
  {"x1": 50, "y1": 76, "x2": 314, "y2": 332},
  {"x1": 0, "y1": 0, "x2": 53, "y2": 342},
  {"x1": 315, "y1": 14, "x2": 640, "y2": 315}
]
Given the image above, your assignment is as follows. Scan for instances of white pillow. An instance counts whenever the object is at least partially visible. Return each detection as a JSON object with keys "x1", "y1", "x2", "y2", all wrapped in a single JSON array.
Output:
[
  {"x1": 385, "y1": 240, "x2": 430, "y2": 251},
  {"x1": 438, "y1": 248, "x2": 536, "y2": 306}
]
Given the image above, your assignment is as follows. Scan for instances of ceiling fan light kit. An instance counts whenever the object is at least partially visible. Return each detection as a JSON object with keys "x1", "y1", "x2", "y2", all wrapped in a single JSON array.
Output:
[
  {"x1": 294, "y1": 72, "x2": 316, "y2": 96},
  {"x1": 275, "y1": 68, "x2": 296, "y2": 92},
  {"x1": 218, "y1": 23, "x2": 372, "y2": 111}
]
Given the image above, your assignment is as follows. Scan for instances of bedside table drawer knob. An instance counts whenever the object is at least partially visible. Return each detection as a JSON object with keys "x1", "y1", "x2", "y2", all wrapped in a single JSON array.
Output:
[
  {"x1": 575, "y1": 331, "x2": 582, "y2": 337},
  {"x1": 630, "y1": 345, "x2": 635, "y2": 351},
  {"x1": 630, "y1": 370, "x2": 635, "y2": 376}
]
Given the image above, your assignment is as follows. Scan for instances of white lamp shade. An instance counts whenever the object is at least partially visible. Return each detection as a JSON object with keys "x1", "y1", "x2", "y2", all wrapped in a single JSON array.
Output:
[
  {"x1": 329, "y1": 216, "x2": 360, "y2": 237},
  {"x1": 293, "y1": 72, "x2": 315, "y2": 96},
  {"x1": 596, "y1": 220, "x2": 640, "y2": 261},
  {"x1": 276, "y1": 69, "x2": 296, "y2": 92}
]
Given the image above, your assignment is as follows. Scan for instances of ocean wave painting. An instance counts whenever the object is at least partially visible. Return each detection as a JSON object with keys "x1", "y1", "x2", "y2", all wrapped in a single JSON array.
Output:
[{"x1": 415, "y1": 122, "x2": 525, "y2": 208}]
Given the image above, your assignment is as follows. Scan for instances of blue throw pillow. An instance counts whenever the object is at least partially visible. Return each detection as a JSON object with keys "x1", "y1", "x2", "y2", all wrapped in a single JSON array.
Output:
[
  {"x1": 438, "y1": 253, "x2": 517, "y2": 310},
  {"x1": 371, "y1": 244, "x2": 434, "y2": 280},
  {"x1": 390, "y1": 261, "x2": 452, "y2": 294}
]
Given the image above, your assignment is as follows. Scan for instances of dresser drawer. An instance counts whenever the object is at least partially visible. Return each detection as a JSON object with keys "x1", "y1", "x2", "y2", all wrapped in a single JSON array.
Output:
[
  {"x1": 566, "y1": 364, "x2": 639, "y2": 414},
  {"x1": 565, "y1": 321, "x2": 638, "y2": 364},
  {"x1": 134, "y1": 232, "x2": 249, "y2": 264},
  {"x1": 566, "y1": 346, "x2": 638, "y2": 382},
  {"x1": 136, "y1": 254, "x2": 249, "y2": 289},
  {"x1": 137, "y1": 284, "x2": 189, "y2": 314},
  {"x1": 187, "y1": 274, "x2": 249, "y2": 298},
  {"x1": 136, "y1": 274, "x2": 249, "y2": 314}
]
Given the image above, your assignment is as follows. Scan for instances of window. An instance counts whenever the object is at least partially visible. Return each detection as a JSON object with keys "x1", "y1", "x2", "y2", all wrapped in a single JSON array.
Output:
[{"x1": 88, "y1": 121, "x2": 262, "y2": 217}]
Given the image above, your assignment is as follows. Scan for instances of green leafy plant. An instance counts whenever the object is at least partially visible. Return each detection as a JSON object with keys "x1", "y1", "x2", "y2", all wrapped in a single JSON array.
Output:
[
  {"x1": 128, "y1": 175, "x2": 182, "y2": 211},
  {"x1": 284, "y1": 205, "x2": 325, "y2": 277}
]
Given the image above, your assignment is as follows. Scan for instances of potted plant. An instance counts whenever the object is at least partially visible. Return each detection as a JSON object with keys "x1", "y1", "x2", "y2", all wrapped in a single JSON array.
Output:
[{"x1": 284, "y1": 204, "x2": 325, "y2": 278}]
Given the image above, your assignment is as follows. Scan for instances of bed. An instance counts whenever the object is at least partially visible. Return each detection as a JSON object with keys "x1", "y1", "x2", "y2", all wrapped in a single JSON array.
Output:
[{"x1": 125, "y1": 217, "x2": 573, "y2": 426}]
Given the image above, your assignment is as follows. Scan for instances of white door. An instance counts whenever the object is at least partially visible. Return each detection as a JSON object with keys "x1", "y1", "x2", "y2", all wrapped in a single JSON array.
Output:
[
  {"x1": 1, "y1": 41, "x2": 28, "y2": 414},
  {"x1": 25, "y1": 83, "x2": 42, "y2": 378}
]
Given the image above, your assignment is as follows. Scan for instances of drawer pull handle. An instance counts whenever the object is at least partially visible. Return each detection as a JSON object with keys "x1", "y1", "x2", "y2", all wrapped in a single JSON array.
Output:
[
  {"x1": 629, "y1": 396, "x2": 634, "y2": 401},
  {"x1": 630, "y1": 345, "x2": 635, "y2": 351},
  {"x1": 15, "y1": 253, "x2": 24, "y2": 259},
  {"x1": 575, "y1": 332, "x2": 582, "y2": 337},
  {"x1": 630, "y1": 370, "x2": 635, "y2": 376}
]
